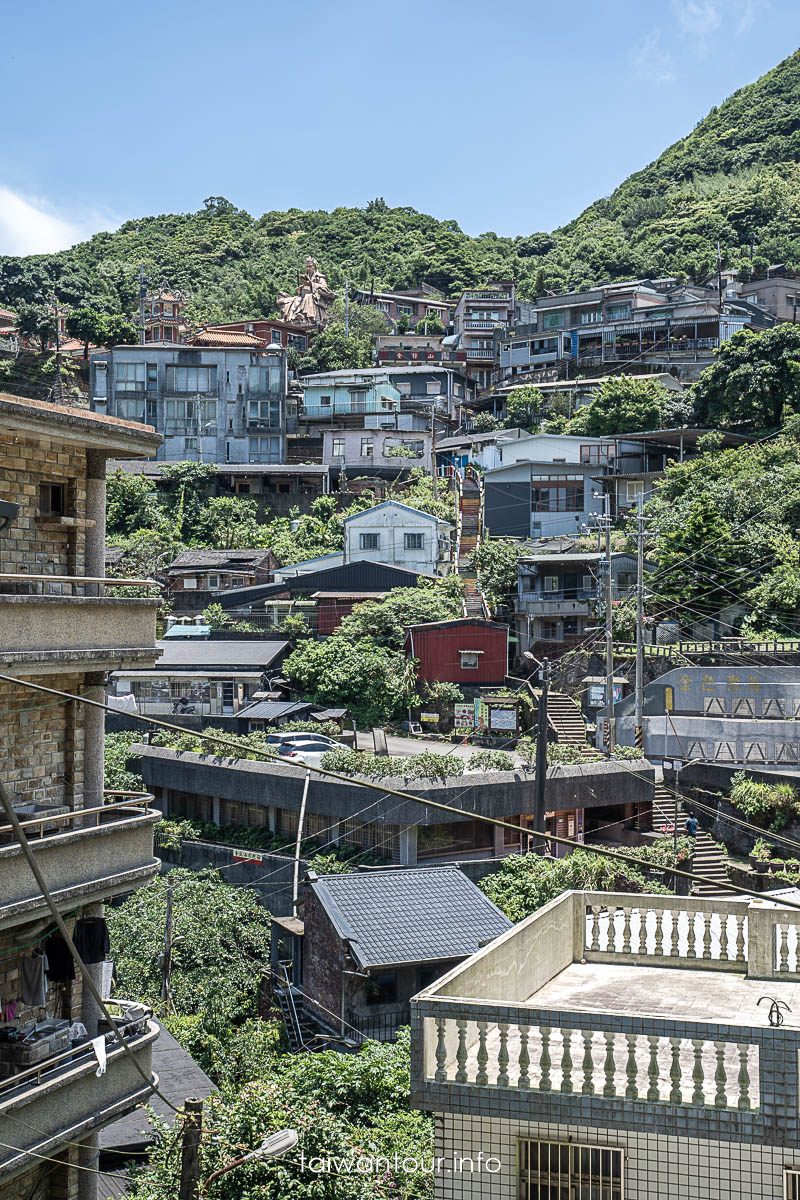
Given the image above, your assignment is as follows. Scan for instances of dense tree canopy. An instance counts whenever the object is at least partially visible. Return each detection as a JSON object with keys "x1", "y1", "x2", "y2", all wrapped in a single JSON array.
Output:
[{"x1": 691, "y1": 324, "x2": 800, "y2": 430}]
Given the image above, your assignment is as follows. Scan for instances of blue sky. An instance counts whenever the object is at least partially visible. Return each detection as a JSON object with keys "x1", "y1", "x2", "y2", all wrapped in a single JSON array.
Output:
[{"x1": 2, "y1": 0, "x2": 799, "y2": 255}]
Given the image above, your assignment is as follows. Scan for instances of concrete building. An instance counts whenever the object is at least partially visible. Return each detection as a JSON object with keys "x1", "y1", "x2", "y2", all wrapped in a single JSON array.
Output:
[
  {"x1": 610, "y1": 665, "x2": 800, "y2": 768},
  {"x1": 322, "y1": 425, "x2": 434, "y2": 474},
  {"x1": 196, "y1": 316, "x2": 314, "y2": 354},
  {"x1": 353, "y1": 285, "x2": 451, "y2": 330},
  {"x1": 343, "y1": 501, "x2": 453, "y2": 576},
  {"x1": 299, "y1": 365, "x2": 476, "y2": 425},
  {"x1": 90, "y1": 339, "x2": 289, "y2": 464},
  {"x1": 410, "y1": 886, "x2": 800, "y2": 1200},
  {"x1": 452, "y1": 283, "x2": 518, "y2": 389},
  {"x1": 517, "y1": 549, "x2": 637, "y2": 657},
  {"x1": 132, "y1": 748, "x2": 655, "y2": 867},
  {"x1": 0, "y1": 394, "x2": 162, "y2": 1200},
  {"x1": 275, "y1": 866, "x2": 511, "y2": 1044},
  {"x1": 484, "y1": 460, "x2": 604, "y2": 540},
  {"x1": 374, "y1": 332, "x2": 467, "y2": 367},
  {"x1": 111, "y1": 636, "x2": 290, "y2": 719}
]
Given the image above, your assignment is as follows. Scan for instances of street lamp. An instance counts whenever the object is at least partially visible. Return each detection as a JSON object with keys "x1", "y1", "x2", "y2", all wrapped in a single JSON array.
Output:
[{"x1": 202, "y1": 1129, "x2": 299, "y2": 1189}]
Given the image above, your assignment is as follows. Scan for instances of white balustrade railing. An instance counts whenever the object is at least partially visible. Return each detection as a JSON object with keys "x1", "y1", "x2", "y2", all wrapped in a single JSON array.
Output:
[
  {"x1": 774, "y1": 919, "x2": 800, "y2": 973},
  {"x1": 424, "y1": 1011, "x2": 759, "y2": 1111},
  {"x1": 583, "y1": 898, "x2": 749, "y2": 970}
]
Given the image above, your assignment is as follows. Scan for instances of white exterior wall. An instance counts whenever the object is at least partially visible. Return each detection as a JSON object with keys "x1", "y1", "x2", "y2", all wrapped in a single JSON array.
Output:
[
  {"x1": 498, "y1": 434, "x2": 609, "y2": 467},
  {"x1": 344, "y1": 506, "x2": 449, "y2": 575},
  {"x1": 435, "y1": 1113, "x2": 793, "y2": 1200}
]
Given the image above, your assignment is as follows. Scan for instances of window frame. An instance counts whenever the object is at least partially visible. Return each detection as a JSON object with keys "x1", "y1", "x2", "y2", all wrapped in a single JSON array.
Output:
[
  {"x1": 359, "y1": 532, "x2": 380, "y2": 550},
  {"x1": 404, "y1": 532, "x2": 424, "y2": 550},
  {"x1": 460, "y1": 651, "x2": 480, "y2": 669}
]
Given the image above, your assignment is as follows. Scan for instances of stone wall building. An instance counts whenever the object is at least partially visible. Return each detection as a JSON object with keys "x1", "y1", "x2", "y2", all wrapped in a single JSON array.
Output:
[{"x1": 0, "y1": 394, "x2": 162, "y2": 1200}]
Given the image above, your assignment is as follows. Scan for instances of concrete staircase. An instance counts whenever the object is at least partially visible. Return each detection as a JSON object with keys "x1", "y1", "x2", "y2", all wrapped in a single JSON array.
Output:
[
  {"x1": 458, "y1": 475, "x2": 481, "y2": 566},
  {"x1": 651, "y1": 783, "x2": 731, "y2": 896}
]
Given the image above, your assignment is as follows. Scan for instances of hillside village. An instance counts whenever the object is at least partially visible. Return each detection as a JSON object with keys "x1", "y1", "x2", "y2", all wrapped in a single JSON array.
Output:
[{"x1": 5, "y1": 43, "x2": 800, "y2": 1200}]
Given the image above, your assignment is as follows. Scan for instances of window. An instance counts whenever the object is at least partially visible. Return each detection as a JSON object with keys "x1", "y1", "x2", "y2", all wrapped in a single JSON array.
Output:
[
  {"x1": 182, "y1": 577, "x2": 198, "y2": 589},
  {"x1": 379, "y1": 395, "x2": 396, "y2": 410},
  {"x1": 404, "y1": 533, "x2": 424, "y2": 550},
  {"x1": 531, "y1": 484, "x2": 584, "y2": 512},
  {"x1": 360, "y1": 438, "x2": 373, "y2": 457},
  {"x1": 544, "y1": 575, "x2": 559, "y2": 592},
  {"x1": 582, "y1": 574, "x2": 594, "y2": 591},
  {"x1": 502, "y1": 343, "x2": 510, "y2": 353},
  {"x1": 606, "y1": 303, "x2": 631, "y2": 321},
  {"x1": 520, "y1": 1141, "x2": 622, "y2": 1200},
  {"x1": 116, "y1": 396, "x2": 152, "y2": 423},
  {"x1": 426, "y1": 380, "x2": 440, "y2": 395},
  {"x1": 460, "y1": 651, "x2": 480, "y2": 669},
  {"x1": 165, "y1": 398, "x2": 217, "y2": 430},
  {"x1": 115, "y1": 362, "x2": 146, "y2": 391},
  {"x1": 580, "y1": 443, "x2": 615, "y2": 464},
  {"x1": 563, "y1": 617, "x2": 580, "y2": 636},
  {"x1": 320, "y1": 395, "x2": 331, "y2": 407},
  {"x1": 207, "y1": 574, "x2": 220, "y2": 589},
  {"x1": 350, "y1": 390, "x2": 369, "y2": 409},
  {"x1": 332, "y1": 437, "x2": 346, "y2": 457},
  {"x1": 359, "y1": 533, "x2": 380, "y2": 550},
  {"x1": 146, "y1": 363, "x2": 158, "y2": 391},
  {"x1": 366, "y1": 972, "x2": 397, "y2": 1005},
  {"x1": 543, "y1": 311, "x2": 565, "y2": 329},
  {"x1": 541, "y1": 621, "x2": 560, "y2": 640},
  {"x1": 579, "y1": 309, "x2": 602, "y2": 324},
  {"x1": 249, "y1": 365, "x2": 281, "y2": 393},
  {"x1": 786, "y1": 1170, "x2": 800, "y2": 1200},
  {"x1": 249, "y1": 436, "x2": 280, "y2": 463},
  {"x1": 165, "y1": 365, "x2": 217, "y2": 393},
  {"x1": 248, "y1": 399, "x2": 280, "y2": 426},
  {"x1": 287, "y1": 332, "x2": 307, "y2": 351},
  {"x1": 397, "y1": 303, "x2": 415, "y2": 315},
  {"x1": 270, "y1": 330, "x2": 283, "y2": 345},
  {"x1": 39, "y1": 482, "x2": 65, "y2": 516},
  {"x1": 374, "y1": 301, "x2": 391, "y2": 313}
]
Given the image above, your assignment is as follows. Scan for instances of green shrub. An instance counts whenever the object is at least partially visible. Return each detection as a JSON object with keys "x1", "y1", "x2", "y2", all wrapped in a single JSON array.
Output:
[
  {"x1": 546, "y1": 744, "x2": 584, "y2": 765},
  {"x1": 612, "y1": 744, "x2": 645, "y2": 760},
  {"x1": 320, "y1": 748, "x2": 464, "y2": 780},
  {"x1": 466, "y1": 750, "x2": 515, "y2": 772},
  {"x1": 729, "y1": 771, "x2": 799, "y2": 828}
]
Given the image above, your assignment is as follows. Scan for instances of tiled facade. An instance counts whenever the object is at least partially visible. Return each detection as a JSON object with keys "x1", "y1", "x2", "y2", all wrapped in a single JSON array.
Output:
[{"x1": 434, "y1": 1113, "x2": 799, "y2": 1199}]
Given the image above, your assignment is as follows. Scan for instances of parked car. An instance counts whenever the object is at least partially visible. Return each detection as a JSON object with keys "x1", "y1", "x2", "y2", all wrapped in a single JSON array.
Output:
[
  {"x1": 276, "y1": 738, "x2": 348, "y2": 768},
  {"x1": 264, "y1": 731, "x2": 341, "y2": 749}
]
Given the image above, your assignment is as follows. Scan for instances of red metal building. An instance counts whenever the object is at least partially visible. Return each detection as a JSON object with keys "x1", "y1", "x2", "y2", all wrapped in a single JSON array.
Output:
[{"x1": 405, "y1": 618, "x2": 509, "y2": 686}]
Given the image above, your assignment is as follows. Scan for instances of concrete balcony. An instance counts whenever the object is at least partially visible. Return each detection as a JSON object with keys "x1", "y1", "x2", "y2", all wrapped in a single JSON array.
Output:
[
  {"x1": 411, "y1": 890, "x2": 800, "y2": 1148},
  {"x1": 0, "y1": 580, "x2": 159, "y2": 672},
  {"x1": 465, "y1": 349, "x2": 495, "y2": 360},
  {"x1": 0, "y1": 1018, "x2": 159, "y2": 1179},
  {"x1": 521, "y1": 596, "x2": 593, "y2": 616},
  {"x1": 0, "y1": 796, "x2": 161, "y2": 930}
]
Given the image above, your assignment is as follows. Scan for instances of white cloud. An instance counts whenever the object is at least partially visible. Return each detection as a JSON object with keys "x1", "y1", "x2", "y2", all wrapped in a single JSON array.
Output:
[
  {"x1": 632, "y1": 31, "x2": 675, "y2": 83},
  {"x1": 672, "y1": 0, "x2": 722, "y2": 37},
  {"x1": 0, "y1": 187, "x2": 118, "y2": 256}
]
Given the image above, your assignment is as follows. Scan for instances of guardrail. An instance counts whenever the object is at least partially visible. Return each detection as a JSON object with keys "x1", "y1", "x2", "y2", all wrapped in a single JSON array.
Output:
[{"x1": 2, "y1": 793, "x2": 155, "y2": 840}]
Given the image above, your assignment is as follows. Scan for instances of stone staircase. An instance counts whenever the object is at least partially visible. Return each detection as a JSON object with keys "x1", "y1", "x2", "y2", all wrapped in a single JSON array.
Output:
[
  {"x1": 651, "y1": 782, "x2": 731, "y2": 896},
  {"x1": 543, "y1": 691, "x2": 598, "y2": 759},
  {"x1": 458, "y1": 475, "x2": 481, "y2": 566}
]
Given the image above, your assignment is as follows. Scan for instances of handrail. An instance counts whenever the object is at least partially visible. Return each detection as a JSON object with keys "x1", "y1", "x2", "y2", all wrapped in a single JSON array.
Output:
[
  {"x1": 0, "y1": 574, "x2": 160, "y2": 587},
  {"x1": 0, "y1": 1010, "x2": 154, "y2": 1102},
  {"x1": 1, "y1": 795, "x2": 154, "y2": 837}
]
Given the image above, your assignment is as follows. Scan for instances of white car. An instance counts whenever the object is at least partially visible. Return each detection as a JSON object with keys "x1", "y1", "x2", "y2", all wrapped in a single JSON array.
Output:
[
  {"x1": 273, "y1": 736, "x2": 349, "y2": 768},
  {"x1": 264, "y1": 731, "x2": 341, "y2": 749}
]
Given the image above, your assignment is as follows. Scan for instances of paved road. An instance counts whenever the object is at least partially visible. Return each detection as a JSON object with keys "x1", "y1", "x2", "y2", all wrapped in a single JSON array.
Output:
[{"x1": 354, "y1": 730, "x2": 521, "y2": 765}]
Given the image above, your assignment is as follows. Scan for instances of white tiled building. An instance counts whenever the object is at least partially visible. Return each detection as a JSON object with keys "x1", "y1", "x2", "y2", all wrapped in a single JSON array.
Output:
[
  {"x1": 411, "y1": 889, "x2": 800, "y2": 1199},
  {"x1": 343, "y1": 501, "x2": 453, "y2": 576}
]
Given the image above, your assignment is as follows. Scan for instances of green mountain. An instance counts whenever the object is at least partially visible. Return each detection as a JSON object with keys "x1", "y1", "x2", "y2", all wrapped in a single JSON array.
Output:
[{"x1": 2, "y1": 50, "x2": 799, "y2": 321}]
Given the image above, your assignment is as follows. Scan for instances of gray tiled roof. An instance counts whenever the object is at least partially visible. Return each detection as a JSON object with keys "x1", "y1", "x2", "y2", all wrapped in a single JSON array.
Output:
[
  {"x1": 167, "y1": 548, "x2": 271, "y2": 571},
  {"x1": 309, "y1": 866, "x2": 512, "y2": 968}
]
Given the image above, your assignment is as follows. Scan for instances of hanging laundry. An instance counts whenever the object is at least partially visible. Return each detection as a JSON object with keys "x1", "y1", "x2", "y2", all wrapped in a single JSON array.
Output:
[
  {"x1": 20, "y1": 953, "x2": 48, "y2": 1008},
  {"x1": 91, "y1": 1035, "x2": 107, "y2": 1076},
  {"x1": 74, "y1": 918, "x2": 110, "y2": 965},
  {"x1": 45, "y1": 934, "x2": 75, "y2": 982},
  {"x1": 100, "y1": 960, "x2": 114, "y2": 1001},
  {"x1": 3, "y1": 1001, "x2": 16, "y2": 1023}
]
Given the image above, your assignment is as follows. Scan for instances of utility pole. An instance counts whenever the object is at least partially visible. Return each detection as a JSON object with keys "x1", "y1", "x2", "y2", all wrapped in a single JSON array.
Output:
[
  {"x1": 634, "y1": 505, "x2": 646, "y2": 752},
  {"x1": 594, "y1": 495, "x2": 615, "y2": 755},
  {"x1": 292, "y1": 769, "x2": 311, "y2": 915},
  {"x1": 344, "y1": 277, "x2": 350, "y2": 338},
  {"x1": 138, "y1": 265, "x2": 146, "y2": 345},
  {"x1": 532, "y1": 657, "x2": 550, "y2": 854},
  {"x1": 716, "y1": 240, "x2": 723, "y2": 307},
  {"x1": 160, "y1": 880, "x2": 174, "y2": 1006},
  {"x1": 179, "y1": 1098, "x2": 204, "y2": 1200},
  {"x1": 430, "y1": 405, "x2": 439, "y2": 501}
]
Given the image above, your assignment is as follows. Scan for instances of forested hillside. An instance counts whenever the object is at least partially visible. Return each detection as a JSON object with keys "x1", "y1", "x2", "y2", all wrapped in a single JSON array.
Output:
[{"x1": 1, "y1": 50, "x2": 799, "y2": 321}]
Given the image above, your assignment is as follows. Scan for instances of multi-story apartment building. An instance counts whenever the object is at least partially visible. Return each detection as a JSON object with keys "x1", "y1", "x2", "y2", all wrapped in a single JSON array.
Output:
[
  {"x1": 90, "y1": 339, "x2": 290, "y2": 464},
  {"x1": 411, "y1": 886, "x2": 800, "y2": 1199},
  {"x1": 353, "y1": 285, "x2": 451, "y2": 330},
  {"x1": 299, "y1": 366, "x2": 476, "y2": 424},
  {"x1": 0, "y1": 393, "x2": 162, "y2": 1200},
  {"x1": 516, "y1": 547, "x2": 637, "y2": 657},
  {"x1": 492, "y1": 278, "x2": 775, "y2": 387},
  {"x1": 452, "y1": 282, "x2": 517, "y2": 389}
]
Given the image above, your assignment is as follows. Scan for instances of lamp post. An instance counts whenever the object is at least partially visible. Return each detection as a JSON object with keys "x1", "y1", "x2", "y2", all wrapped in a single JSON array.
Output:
[{"x1": 202, "y1": 1129, "x2": 299, "y2": 1191}]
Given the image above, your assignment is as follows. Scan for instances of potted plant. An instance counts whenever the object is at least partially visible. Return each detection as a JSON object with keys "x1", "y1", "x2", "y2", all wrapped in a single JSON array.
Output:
[{"x1": 750, "y1": 839, "x2": 774, "y2": 874}]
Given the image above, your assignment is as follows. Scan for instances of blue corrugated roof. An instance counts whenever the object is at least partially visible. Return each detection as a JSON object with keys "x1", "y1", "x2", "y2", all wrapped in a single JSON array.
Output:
[{"x1": 309, "y1": 866, "x2": 512, "y2": 968}]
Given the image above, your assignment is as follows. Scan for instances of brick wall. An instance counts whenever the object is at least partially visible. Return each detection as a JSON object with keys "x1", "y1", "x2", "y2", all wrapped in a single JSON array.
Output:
[
  {"x1": 0, "y1": 925, "x2": 82, "y2": 1033},
  {"x1": 301, "y1": 887, "x2": 344, "y2": 1028},
  {"x1": 0, "y1": 428, "x2": 87, "y2": 577},
  {"x1": 0, "y1": 674, "x2": 89, "y2": 810}
]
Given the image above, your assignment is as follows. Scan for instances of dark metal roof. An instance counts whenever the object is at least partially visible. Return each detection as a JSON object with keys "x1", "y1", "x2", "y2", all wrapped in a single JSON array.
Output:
[
  {"x1": 238, "y1": 700, "x2": 313, "y2": 721},
  {"x1": 147, "y1": 639, "x2": 289, "y2": 669},
  {"x1": 308, "y1": 866, "x2": 512, "y2": 969},
  {"x1": 167, "y1": 548, "x2": 273, "y2": 571},
  {"x1": 99, "y1": 1027, "x2": 215, "y2": 1153},
  {"x1": 219, "y1": 560, "x2": 435, "y2": 610}
]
